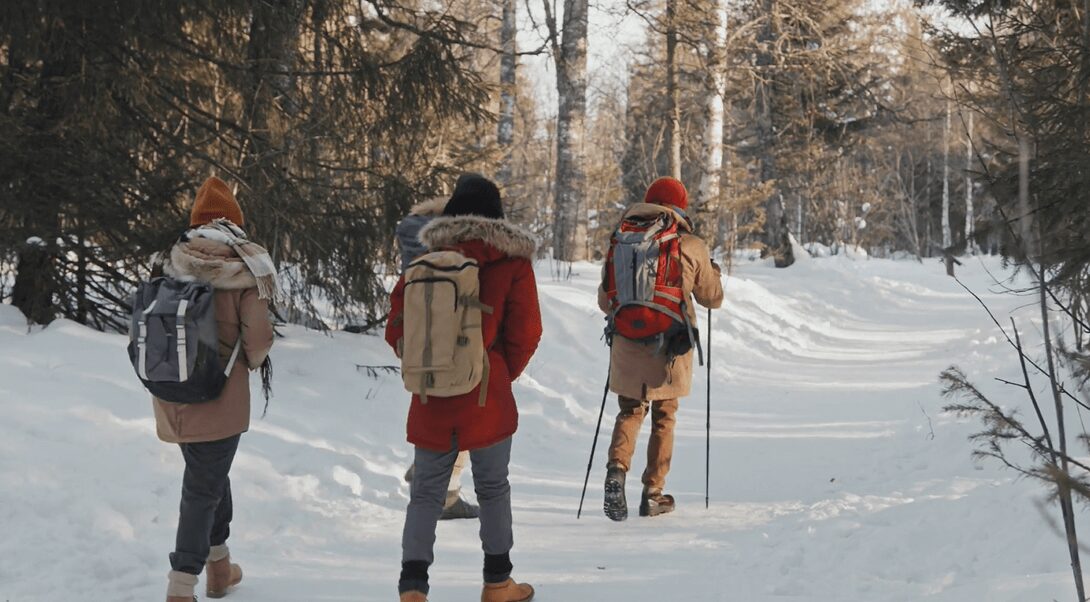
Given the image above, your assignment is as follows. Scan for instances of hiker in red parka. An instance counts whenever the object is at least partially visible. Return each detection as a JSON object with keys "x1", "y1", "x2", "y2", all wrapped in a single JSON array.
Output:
[{"x1": 385, "y1": 175, "x2": 543, "y2": 602}]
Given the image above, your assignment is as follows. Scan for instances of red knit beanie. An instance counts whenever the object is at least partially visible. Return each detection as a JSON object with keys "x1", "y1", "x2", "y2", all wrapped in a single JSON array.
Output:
[
  {"x1": 190, "y1": 176, "x2": 244, "y2": 227},
  {"x1": 644, "y1": 177, "x2": 689, "y2": 211}
]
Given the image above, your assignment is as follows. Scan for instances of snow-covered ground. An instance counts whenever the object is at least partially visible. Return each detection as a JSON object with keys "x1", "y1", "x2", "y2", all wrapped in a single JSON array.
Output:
[{"x1": 0, "y1": 255, "x2": 1078, "y2": 601}]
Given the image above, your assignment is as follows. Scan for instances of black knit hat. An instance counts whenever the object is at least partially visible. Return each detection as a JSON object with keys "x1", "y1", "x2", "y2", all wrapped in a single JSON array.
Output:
[{"x1": 443, "y1": 174, "x2": 504, "y2": 219}]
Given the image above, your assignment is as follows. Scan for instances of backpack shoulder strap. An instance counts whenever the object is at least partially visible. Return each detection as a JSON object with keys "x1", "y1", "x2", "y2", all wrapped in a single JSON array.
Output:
[
  {"x1": 224, "y1": 337, "x2": 243, "y2": 376},
  {"x1": 135, "y1": 299, "x2": 159, "y2": 380},
  {"x1": 176, "y1": 299, "x2": 190, "y2": 382}
]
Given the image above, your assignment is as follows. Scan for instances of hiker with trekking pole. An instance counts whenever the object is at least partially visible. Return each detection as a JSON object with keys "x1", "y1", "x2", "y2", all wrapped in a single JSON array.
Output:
[{"x1": 580, "y1": 177, "x2": 724, "y2": 522}]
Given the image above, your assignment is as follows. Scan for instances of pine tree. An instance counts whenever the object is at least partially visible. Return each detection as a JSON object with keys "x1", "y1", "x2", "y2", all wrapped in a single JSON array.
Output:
[{"x1": 0, "y1": 0, "x2": 495, "y2": 328}]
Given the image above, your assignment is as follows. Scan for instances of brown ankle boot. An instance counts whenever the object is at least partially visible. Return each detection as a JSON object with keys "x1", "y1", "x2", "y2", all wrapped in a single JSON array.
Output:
[
  {"x1": 639, "y1": 489, "x2": 676, "y2": 517},
  {"x1": 205, "y1": 547, "x2": 243, "y2": 598},
  {"x1": 481, "y1": 578, "x2": 535, "y2": 602},
  {"x1": 400, "y1": 591, "x2": 428, "y2": 602}
]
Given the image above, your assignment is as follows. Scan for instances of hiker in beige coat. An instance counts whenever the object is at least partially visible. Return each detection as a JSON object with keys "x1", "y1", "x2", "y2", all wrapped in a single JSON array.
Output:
[
  {"x1": 156, "y1": 177, "x2": 274, "y2": 602},
  {"x1": 599, "y1": 177, "x2": 724, "y2": 521},
  {"x1": 154, "y1": 238, "x2": 274, "y2": 443},
  {"x1": 597, "y1": 221, "x2": 722, "y2": 401}
]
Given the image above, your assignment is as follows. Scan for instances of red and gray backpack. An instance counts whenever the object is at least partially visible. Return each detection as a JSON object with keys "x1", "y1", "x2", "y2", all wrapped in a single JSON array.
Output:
[{"x1": 603, "y1": 210, "x2": 703, "y2": 363}]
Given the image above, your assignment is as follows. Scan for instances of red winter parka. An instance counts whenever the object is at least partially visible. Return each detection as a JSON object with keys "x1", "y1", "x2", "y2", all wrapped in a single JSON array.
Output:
[{"x1": 385, "y1": 215, "x2": 543, "y2": 451}]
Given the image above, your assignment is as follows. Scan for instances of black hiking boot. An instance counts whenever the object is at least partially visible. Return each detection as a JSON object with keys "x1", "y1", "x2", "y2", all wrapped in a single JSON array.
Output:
[
  {"x1": 603, "y1": 466, "x2": 628, "y2": 522},
  {"x1": 639, "y1": 491, "x2": 675, "y2": 517}
]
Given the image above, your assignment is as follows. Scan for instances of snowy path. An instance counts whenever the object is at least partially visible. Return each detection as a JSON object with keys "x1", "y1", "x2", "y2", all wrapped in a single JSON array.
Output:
[{"x1": 0, "y1": 256, "x2": 1075, "y2": 601}]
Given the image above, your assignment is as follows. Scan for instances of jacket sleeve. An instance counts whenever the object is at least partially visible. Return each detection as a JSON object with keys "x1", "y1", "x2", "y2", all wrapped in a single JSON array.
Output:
[
  {"x1": 597, "y1": 264, "x2": 611, "y2": 314},
  {"x1": 239, "y1": 287, "x2": 274, "y2": 369},
  {"x1": 385, "y1": 276, "x2": 407, "y2": 357},
  {"x1": 500, "y1": 260, "x2": 543, "y2": 380},
  {"x1": 683, "y1": 235, "x2": 725, "y2": 310}
]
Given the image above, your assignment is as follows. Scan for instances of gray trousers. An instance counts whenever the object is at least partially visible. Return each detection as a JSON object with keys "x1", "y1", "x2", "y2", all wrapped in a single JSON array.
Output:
[
  {"x1": 171, "y1": 435, "x2": 239, "y2": 575},
  {"x1": 401, "y1": 437, "x2": 513, "y2": 571}
]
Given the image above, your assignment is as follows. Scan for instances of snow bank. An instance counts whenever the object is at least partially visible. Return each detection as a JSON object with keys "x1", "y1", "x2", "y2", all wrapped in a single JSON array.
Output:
[{"x1": 0, "y1": 256, "x2": 1076, "y2": 601}]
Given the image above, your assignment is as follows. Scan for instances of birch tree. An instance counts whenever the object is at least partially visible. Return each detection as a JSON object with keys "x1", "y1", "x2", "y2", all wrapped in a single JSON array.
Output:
[
  {"x1": 543, "y1": 0, "x2": 589, "y2": 262},
  {"x1": 964, "y1": 111, "x2": 975, "y2": 254},
  {"x1": 695, "y1": 0, "x2": 729, "y2": 236},
  {"x1": 665, "y1": 0, "x2": 682, "y2": 179},
  {"x1": 941, "y1": 99, "x2": 952, "y2": 250},
  {"x1": 497, "y1": 0, "x2": 518, "y2": 188}
]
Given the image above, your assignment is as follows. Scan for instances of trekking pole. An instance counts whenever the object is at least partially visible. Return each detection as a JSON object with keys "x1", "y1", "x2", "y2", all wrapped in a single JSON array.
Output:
[
  {"x1": 706, "y1": 306, "x2": 712, "y2": 510},
  {"x1": 578, "y1": 355, "x2": 612, "y2": 519}
]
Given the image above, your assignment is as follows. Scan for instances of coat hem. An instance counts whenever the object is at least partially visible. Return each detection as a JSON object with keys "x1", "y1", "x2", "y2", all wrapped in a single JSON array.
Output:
[
  {"x1": 407, "y1": 427, "x2": 517, "y2": 453},
  {"x1": 157, "y1": 426, "x2": 249, "y2": 445}
]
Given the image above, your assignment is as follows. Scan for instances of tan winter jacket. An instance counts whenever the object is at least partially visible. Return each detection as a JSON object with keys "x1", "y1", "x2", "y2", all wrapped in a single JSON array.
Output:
[
  {"x1": 152, "y1": 237, "x2": 274, "y2": 444},
  {"x1": 598, "y1": 203, "x2": 724, "y2": 400}
]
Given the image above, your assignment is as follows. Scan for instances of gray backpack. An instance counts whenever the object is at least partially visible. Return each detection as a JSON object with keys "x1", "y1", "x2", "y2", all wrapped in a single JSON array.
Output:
[{"x1": 128, "y1": 277, "x2": 242, "y2": 403}]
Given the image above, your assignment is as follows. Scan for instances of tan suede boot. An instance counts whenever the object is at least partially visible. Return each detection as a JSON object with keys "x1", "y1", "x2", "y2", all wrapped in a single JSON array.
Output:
[
  {"x1": 206, "y1": 544, "x2": 243, "y2": 598},
  {"x1": 481, "y1": 578, "x2": 535, "y2": 602},
  {"x1": 166, "y1": 570, "x2": 198, "y2": 602},
  {"x1": 400, "y1": 591, "x2": 428, "y2": 602}
]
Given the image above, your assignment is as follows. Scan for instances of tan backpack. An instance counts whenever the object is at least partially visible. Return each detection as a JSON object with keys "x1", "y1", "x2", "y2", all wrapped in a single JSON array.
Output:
[{"x1": 398, "y1": 250, "x2": 492, "y2": 405}]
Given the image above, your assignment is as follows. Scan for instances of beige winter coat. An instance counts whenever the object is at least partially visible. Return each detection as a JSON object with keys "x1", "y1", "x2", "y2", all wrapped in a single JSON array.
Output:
[
  {"x1": 152, "y1": 237, "x2": 274, "y2": 444},
  {"x1": 598, "y1": 203, "x2": 724, "y2": 400}
]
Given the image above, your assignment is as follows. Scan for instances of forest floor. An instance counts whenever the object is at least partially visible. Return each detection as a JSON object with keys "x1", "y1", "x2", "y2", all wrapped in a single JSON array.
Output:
[{"x1": 0, "y1": 253, "x2": 1079, "y2": 601}]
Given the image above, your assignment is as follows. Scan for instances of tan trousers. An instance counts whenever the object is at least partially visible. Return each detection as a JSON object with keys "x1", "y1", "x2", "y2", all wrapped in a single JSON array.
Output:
[
  {"x1": 607, "y1": 396, "x2": 679, "y2": 493},
  {"x1": 449, "y1": 450, "x2": 468, "y2": 492}
]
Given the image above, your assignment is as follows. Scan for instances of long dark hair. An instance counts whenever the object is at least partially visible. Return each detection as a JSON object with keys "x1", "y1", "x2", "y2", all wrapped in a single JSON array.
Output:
[{"x1": 260, "y1": 355, "x2": 273, "y2": 418}]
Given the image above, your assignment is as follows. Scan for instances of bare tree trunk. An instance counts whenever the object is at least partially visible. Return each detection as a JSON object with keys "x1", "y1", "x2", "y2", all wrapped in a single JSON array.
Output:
[
  {"x1": 1018, "y1": 138, "x2": 1034, "y2": 254},
  {"x1": 12, "y1": 240, "x2": 54, "y2": 324},
  {"x1": 696, "y1": 0, "x2": 728, "y2": 238},
  {"x1": 964, "y1": 111, "x2": 975, "y2": 254},
  {"x1": 497, "y1": 0, "x2": 517, "y2": 188},
  {"x1": 942, "y1": 100, "x2": 952, "y2": 250},
  {"x1": 906, "y1": 150, "x2": 922, "y2": 259},
  {"x1": 1043, "y1": 268, "x2": 1088, "y2": 602},
  {"x1": 242, "y1": 0, "x2": 304, "y2": 258},
  {"x1": 756, "y1": 0, "x2": 793, "y2": 267},
  {"x1": 547, "y1": 0, "x2": 589, "y2": 262},
  {"x1": 666, "y1": 0, "x2": 681, "y2": 180},
  {"x1": 75, "y1": 225, "x2": 88, "y2": 325},
  {"x1": 11, "y1": 16, "x2": 78, "y2": 324},
  {"x1": 1020, "y1": 135, "x2": 1087, "y2": 601},
  {"x1": 925, "y1": 122, "x2": 933, "y2": 258}
]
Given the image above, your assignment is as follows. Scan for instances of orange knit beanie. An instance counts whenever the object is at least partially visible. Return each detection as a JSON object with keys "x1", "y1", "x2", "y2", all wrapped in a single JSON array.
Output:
[{"x1": 190, "y1": 176, "x2": 244, "y2": 227}]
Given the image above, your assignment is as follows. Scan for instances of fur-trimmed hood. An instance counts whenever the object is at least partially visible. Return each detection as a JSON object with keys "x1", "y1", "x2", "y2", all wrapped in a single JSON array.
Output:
[
  {"x1": 409, "y1": 196, "x2": 448, "y2": 217},
  {"x1": 162, "y1": 236, "x2": 258, "y2": 290},
  {"x1": 419, "y1": 215, "x2": 537, "y2": 260}
]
